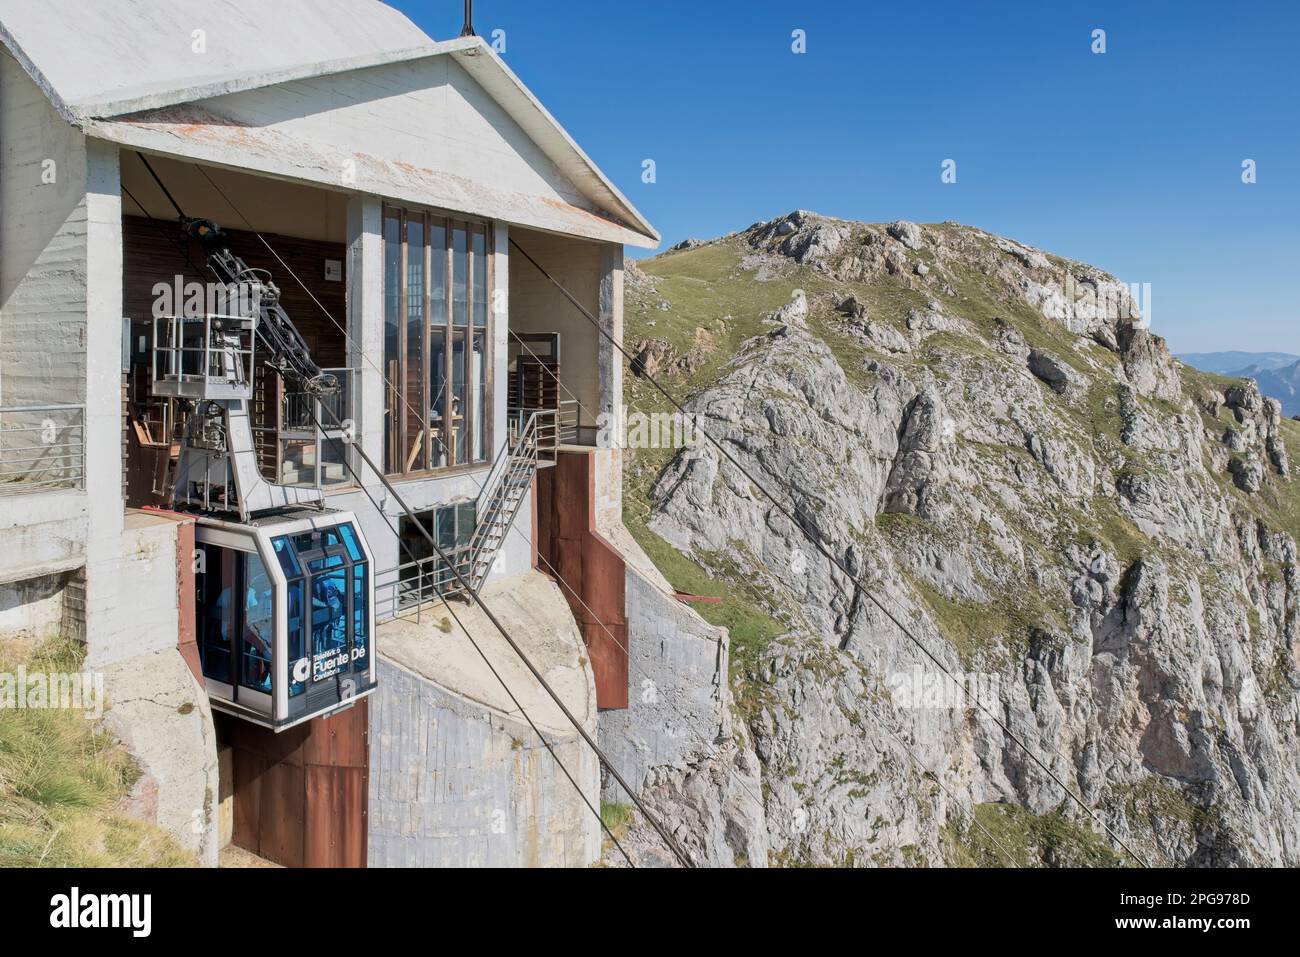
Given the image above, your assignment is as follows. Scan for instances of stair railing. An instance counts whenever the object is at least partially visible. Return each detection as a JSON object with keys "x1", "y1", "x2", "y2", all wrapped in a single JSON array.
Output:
[{"x1": 458, "y1": 409, "x2": 542, "y2": 595}]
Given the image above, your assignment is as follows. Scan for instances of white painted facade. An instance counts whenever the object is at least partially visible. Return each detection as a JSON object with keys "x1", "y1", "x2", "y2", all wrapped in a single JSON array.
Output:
[{"x1": 0, "y1": 1, "x2": 657, "y2": 867}]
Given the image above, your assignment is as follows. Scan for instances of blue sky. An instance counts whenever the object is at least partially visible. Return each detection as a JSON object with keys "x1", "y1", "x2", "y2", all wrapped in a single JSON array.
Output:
[{"x1": 395, "y1": 1, "x2": 1299, "y2": 355}]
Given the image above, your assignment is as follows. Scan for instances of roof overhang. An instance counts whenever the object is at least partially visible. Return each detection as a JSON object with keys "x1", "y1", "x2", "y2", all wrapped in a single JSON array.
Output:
[
  {"x1": 99, "y1": 40, "x2": 656, "y2": 247},
  {"x1": 87, "y1": 102, "x2": 656, "y2": 248},
  {"x1": 2, "y1": 11, "x2": 658, "y2": 247}
]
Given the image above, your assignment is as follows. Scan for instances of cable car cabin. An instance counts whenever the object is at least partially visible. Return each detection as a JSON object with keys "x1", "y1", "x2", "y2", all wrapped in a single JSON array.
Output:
[{"x1": 193, "y1": 508, "x2": 376, "y2": 731}]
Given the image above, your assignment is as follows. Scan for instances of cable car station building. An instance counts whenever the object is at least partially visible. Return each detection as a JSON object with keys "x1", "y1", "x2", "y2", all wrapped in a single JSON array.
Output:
[{"x1": 0, "y1": 1, "x2": 731, "y2": 867}]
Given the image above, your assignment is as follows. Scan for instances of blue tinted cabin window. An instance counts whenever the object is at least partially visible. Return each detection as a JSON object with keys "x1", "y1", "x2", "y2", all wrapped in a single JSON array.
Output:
[
  {"x1": 240, "y1": 553, "x2": 275, "y2": 694},
  {"x1": 353, "y1": 564, "x2": 369, "y2": 672},
  {"x1": 286, "y1": 580, "x2": 306, "y2": 698},
  {"x1": 272, "y1": 535, "x2": 299, "y2": 577},
  {"x1": 339, "y1": 523, "x2": 364, "y2": 562},
  {"x1": 196, "y1": 543, "x2": 234, "y2": 684},
  {"x1": 309, "y1": 555, "x2": 349, "y2": 682}
]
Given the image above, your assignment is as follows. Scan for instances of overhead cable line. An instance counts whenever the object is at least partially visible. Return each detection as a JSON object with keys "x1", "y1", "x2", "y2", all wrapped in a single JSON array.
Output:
[
  {"x1": 140, "y1": 158, "x2": 678, "y2": 866},
  {"x1": 310, "y1": 400, "x2": 693, "y2": 867},
  {"x1": 304, "y1": 418, "x2": 635, "y2": 867},
  {"x1": 177, "y1": 158, "x2": 1020, "y2": 866},
  {"x1": 179, "y1": 165, "x2": 694, "y2": 867},
  {"x1": 508, "y1": 238, "x2": 1149, "y2": 867}
]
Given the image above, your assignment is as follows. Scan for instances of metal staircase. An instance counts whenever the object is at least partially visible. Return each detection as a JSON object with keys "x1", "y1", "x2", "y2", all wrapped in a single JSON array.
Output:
[{"x1": 457, "y1": 410, "x2": 545, "y2": 596}]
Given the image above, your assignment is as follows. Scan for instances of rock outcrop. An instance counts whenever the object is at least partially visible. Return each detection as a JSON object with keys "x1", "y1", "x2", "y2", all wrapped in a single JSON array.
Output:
[{"x1": 616, "y1": 211, "x2": 1300, "y2": 867}]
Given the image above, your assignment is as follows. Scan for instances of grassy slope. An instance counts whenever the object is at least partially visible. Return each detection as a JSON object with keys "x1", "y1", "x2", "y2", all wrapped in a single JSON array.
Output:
[
  {"x1": 626, "y1": 233, "x2": 1300, "y2": 651},
  {"x1": 623, "y1": 243, "x2": 812, "y2": 678},
  {"x1": 0, "y1": 637, "x2": 192, "y2": 867}
]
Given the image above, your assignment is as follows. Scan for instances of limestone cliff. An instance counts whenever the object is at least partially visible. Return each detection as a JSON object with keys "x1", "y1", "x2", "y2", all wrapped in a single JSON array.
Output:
[{"x1": 614, "y1": 212, "x2": 1300, "y2": 867}]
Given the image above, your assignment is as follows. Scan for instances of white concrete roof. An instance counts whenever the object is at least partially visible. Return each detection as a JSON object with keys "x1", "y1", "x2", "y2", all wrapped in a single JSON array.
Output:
[
  {"x1": 0, "y1": 0, "x2": 430, "y2": 119},
  {"x1": 0, "y1": 1, "x2": 658, "y2": 246}
]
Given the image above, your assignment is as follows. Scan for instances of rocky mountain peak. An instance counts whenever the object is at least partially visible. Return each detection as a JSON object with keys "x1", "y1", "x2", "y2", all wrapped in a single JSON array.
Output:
[{"x1": 617, "y1": 213, "x2": 1300, "y2": 867}]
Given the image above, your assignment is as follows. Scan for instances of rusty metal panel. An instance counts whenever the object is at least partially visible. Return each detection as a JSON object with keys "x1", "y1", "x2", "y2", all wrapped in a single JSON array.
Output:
[
  {"x1": 257, "y1": 761, "x2": 306, "y2": 867},
  {"x1": 223, "y1": 715, "x2": 309, "y2": 767},
  {"x1": 230, "y1": 749, "x2": 265, "y2": 854},
  {"x1": 174, "y1": 519, "x2": 202, "y2": 684},
  {"x1": 302, "y1": 701, "x2": 369, "y2": 770},
  {"x1": 222, "y1": 703, "x2": 369, "y2": 868},
  {"x1": 305, "y1": 766, "x2": 369, "y2": 868},
  {"x1": 540, "y1": 450, "x2": 630, "y2": 710}
]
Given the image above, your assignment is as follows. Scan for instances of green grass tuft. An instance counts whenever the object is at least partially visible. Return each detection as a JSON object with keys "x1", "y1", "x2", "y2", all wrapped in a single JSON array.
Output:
[
  {"x1": 0, "y1": 636, "x2": 193, "y2": 867},
  {"x1": 943, "y1": 802, "x2": 1130, "y2": 868}
]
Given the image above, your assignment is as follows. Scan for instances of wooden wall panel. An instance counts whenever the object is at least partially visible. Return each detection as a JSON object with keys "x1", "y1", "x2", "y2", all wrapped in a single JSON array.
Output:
[
  {"x1": 121, "y1": 216, "x2": 348, "y2": 366},
  {"x1": 305, "y1": 766, "x2": 369, "y2": 868},
  {"x1": 219, "y1": 700, "x2": 370, "y2": 867}
]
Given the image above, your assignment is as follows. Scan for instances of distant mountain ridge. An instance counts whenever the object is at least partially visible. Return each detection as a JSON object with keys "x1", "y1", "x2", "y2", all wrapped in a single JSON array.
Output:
[
  {"x1": 1178, "y1": 351, "x2": 1300, "y2": 374},
  {"x1": 1178, "y1": 352, "x2": 1300, "y2": 416},
  {"x1": 1235, "y1": 360, "x2": 1300, "y2": 417}
]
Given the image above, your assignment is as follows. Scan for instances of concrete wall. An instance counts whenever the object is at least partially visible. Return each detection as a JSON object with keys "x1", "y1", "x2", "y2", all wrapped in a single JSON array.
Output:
[
  {"x1": 0, "y1": 488, "x2": 87, "y2": 592},
  {"x1": 510, "y1": 230, "x2": 623, "y2": 440},
  {"x1": 94, "y1": 511, "x2": 220, "y2": 866},
  {"x1": 598, "y1": 562, "x2": 730, "y2": 803},
  {"x1": 101, "y1": 642, "x2": 221, "y2": 868},
  {"x1": 369, "y1": 572, "x2": 600, "y2": 867},
  {"x1": 370, "y1": 659, "x2": 599, "y2": 867},
  {"x1": 0, "y1": 567, "x2": 77, "y2": 639},
  {"x1": 509, "y1": 228, "x2": 610, "y2": 433},
  {"x1": 0, "y1": 50, "x2": 89, "y2": 408},
  {"x1": 86, "y1": 512, "x2": 188, "y2": 669},
  {"x1": 167, "y1": 55, "x2": 598, "y2": 219},
  {"x1": 120, "y1": 153, "x2": 348, "y2": 242},
  {"x1": 0, "y1": 53, "x2": 92, "y2": 596}
]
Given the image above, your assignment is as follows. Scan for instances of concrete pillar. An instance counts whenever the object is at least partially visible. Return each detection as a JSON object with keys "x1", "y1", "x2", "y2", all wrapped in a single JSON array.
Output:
[
  {"x1": 596, "y1": 244, "x2": 624, "y2": 525},
  {"x1": 597, "y1": 243, "x2": 624, "y2": 422},
  {"x1": 346, "y1": 194, "x2": 384, "y2": 480},
  {"x1": 493, "y1": 221, "x2": 509, "y2": 450},
  {"x1": 82, "y1": 139, "x2": 125, "y2": 661}
]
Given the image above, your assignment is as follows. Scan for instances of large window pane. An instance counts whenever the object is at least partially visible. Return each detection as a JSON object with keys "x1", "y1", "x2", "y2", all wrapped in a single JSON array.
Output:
[
  {"x1": 429, "y1": 334, "x2": 448, "y2": 468},
  {"x1": 382, "y1": 212, "x2": 489, "y2": 475},
  {"x1": 353, "y1": 564, "x2": 369, "y2": 674},
  {"x1": 430, "y1": 224, "x2": 448, "y2": 468},
  {"x1": 196, "y1": 544, "x2": 235, "y2": 684},
  {"x1": 382, "y1": 209, "x2": 402, "y2": 474},
  {"x1": 451, "y1": 330, "x2": 467, "y2": 465},
  {"x1": 452, "y1": 226, "x2": 468, "y2": 327},
  {"x1": 405, "y1": 214, "x2": 426, "y2": 472},
  {"x1": 287, "y1": 580, "x2": 305, "y2": 698},
  {"x1": 473, "y1": 331, "x2": 486, "y2": 462},
  {"x1": 472, "y1": 227, "x2": 488, "y2": 328}
]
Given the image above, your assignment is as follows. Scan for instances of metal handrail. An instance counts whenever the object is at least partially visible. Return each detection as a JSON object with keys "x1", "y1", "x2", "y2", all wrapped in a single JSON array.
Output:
[
  {"x1": 461, "y1": 410, "x2": 541, "y2": 594},
  {"x1": 151, "y1": 312, "x2": 255, "y2": 400},
  {"x1": 371, "y1": 410, "x2": 542, "y2": 617},
  {"x1": 274, "y1": 368, "x2": 358, "y2": 491},
  {"x1": 0, "y1": 404, "x2": 86, "y2": 496}
]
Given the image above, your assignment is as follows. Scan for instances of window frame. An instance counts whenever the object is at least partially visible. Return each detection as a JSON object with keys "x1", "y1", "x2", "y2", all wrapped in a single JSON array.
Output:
[{"x1": 383, "y1": 204, "x2": 495, "y2": 478}]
